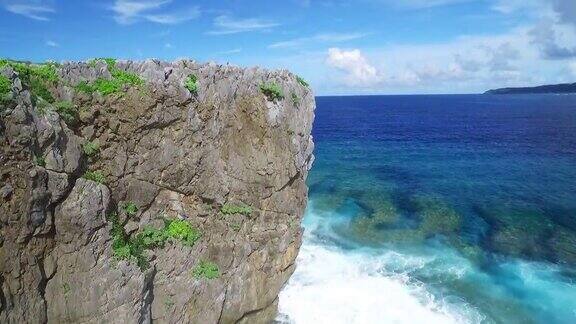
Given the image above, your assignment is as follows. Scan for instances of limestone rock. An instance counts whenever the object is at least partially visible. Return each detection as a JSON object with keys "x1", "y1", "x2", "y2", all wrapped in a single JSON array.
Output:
[{"x1": 0, "y1": 60, "x2": 315, "y2": 323}]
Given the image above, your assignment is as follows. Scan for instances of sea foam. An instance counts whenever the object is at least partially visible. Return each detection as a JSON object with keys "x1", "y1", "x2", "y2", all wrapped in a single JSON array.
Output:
[{"x1": 277, "y1": 239, "x2": 480, "y2": 323}]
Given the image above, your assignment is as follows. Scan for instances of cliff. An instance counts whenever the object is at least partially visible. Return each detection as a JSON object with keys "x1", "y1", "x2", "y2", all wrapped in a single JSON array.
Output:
[
  {"x1": 485, "y1": 82, "x2": 576, "y2": 94},
  {"x1": 0, "y1": 59, "x2": 315, "y2": 323}
]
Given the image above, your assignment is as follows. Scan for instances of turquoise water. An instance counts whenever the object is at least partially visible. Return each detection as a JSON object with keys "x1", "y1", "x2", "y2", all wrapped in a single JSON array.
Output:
[{"x1": 278, "y1": 94, "x2": 576, "y2": 323}]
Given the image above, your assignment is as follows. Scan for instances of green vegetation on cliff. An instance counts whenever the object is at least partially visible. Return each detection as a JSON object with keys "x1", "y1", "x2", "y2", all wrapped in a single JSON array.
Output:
[
  {"x1": 0, "y1": 75, "x2": 10, "y2": 95},
  {"x1": 185, "y1": 74, "x2": 198, "y2": 94},
  {"x1": 54, "y1": 101, "x2": 78, "y2": 125},
  {"x1": 83, "y1": 170, "x2": 105, "y2": 184},
  {"x1": 221, "y1": 203, "x2": 252, "y2": 216},
  {"x1": 74, "y1": 81, "x2": 93, "y2": 94},
  {"x1": 165, "y1": 219, "x2": 202, "y2": 246},
  {"x1": 108, "y1": 212, "x2": 149, "y2": 269},
  {"x1": 34, "y1": 155, "x2": 46, "y2": 167},
  {"x1": 121, "y1": 201, "x2": 138, "y2": 216},
  {"x1": 109, "y1": 214, "x2": 202, "y2": 270},
  {"x1": 291, "y1": 92, "x2": 299, "y2": 106},
  {"x1": 0, "y1": 74, "x2": 10, "y2": 105},
  {"x1": 82, "y1": 140, "x2": 99, "y2": 157},
  {"x1": 260, "y1": 82, "x2": 284, "y2": 101},
  {"x1": 193, "y1": 261, "x2": 220, "y2": 279},
  {"x1": 296, "y1": 75, "x2": 309, "y2": 88},
  {"x1": 0, "y1": 59, "x2": 59, "y2": 103},
  {"x1": 76, "y1": 58, "x2": 144, "y2": 96}
]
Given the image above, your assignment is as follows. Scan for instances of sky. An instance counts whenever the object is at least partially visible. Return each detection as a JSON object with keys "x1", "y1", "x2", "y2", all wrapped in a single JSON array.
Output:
[{"x1": 0, "y1": 0, "x2": 575, "y2": 95}]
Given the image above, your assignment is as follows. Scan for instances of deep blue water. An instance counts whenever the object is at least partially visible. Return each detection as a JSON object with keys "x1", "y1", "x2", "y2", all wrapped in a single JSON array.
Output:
[{"x1": 279, "y1": 94, "x2": 576, "y2": 323}]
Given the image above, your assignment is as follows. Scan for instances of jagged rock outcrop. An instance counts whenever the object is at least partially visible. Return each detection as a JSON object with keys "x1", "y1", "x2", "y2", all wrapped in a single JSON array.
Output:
[{"x1": 0, "y1": 59, "x2": 314, "y2": 323}]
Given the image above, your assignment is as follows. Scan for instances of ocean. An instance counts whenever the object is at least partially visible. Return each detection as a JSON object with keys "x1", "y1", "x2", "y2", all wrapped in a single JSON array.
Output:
[{"x1": 277, "y1": 94, "x2": 576, "y2": 323}]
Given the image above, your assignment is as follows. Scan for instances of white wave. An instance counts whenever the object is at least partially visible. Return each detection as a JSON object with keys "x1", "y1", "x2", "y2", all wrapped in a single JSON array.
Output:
[{"x1": 278, "y1": 243, "x2": 478, "y2": 324}]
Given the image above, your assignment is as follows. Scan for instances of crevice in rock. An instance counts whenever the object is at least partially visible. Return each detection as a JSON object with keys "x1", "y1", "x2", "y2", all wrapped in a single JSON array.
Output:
[
  {"x1": 234, "y1": 297, "x2": 277, "y2": 324},
  {"x1": 0, "y1": 275, "x2": 6, "y2": 314},
  {"x1": 139, "y1": 266, "x2": 157, "y2": 324},
  {"x1": 217, "y1": 286, "x2": 228, "y2": 324},
  {"x1": 277, "y1": 171, "x2": 300, "y2": 193}
]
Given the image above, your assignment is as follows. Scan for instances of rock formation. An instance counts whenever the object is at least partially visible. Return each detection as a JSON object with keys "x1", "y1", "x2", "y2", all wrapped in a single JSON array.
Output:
[{"x1": 0, "y1": 59, "x2": 315, "y2": 323}]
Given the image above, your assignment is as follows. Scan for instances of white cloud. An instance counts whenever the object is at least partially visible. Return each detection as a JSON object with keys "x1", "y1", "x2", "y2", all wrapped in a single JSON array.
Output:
[
  {"x1": 313, "y1": 25, "x2": 568, "y2": 93},
  {"x1": 326, "y1": 48, "x2": 382, "y2": 86},
  {"x1": 377, "y1": 30, "x2": 538, "y2": 88},
  {"x1": 143, "y1": 8, "x2": 200, "y2": 24},
  {"x1": 5, "y1": 2, "x2": 55, "y2": 21},
  {"x1": 491, "y1": 0, "x2": 544, "y2": 14},
  {"x1": 111, "y1": 0, "x2": 199, "y2": 25},
  {"x1": 219, "y1": 48, "x2": 242, "y2": 55},
  {"x1": 207, "y1": 16, "x2": 279, "y2": 35},
  {"x1": 491, "y1": 0, "x2": 576, "y2": 60},
  {"x1": 46, "y1": 40, "x2": 58, "y2": 47},
  {"x1": 269, "y1": 32, "x2": 369, "y2": 49},
  {"x1": 112, "y1": 0, "x2": 168, "y2": 23}
]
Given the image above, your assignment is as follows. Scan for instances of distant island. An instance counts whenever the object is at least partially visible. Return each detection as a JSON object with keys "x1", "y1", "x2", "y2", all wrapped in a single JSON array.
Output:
[{"x1": 485, "y1": 82, "x2": 576, "y2": 94}]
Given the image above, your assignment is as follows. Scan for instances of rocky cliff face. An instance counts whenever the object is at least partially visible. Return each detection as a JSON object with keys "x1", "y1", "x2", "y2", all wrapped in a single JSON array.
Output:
[{"x1": 0, "y1": 59, "x2": 314, "y2": 323}]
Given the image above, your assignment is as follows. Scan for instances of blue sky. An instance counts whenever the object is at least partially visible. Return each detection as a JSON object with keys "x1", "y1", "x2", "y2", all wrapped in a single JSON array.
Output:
[{"x1": 1, "y1": 0, "x2": 575, "y2": 95}]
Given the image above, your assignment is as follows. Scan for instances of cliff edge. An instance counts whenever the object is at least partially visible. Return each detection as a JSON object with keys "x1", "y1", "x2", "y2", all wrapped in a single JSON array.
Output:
[{"x1": 0, "y1": 59, "x2": 315, "y2": 323}]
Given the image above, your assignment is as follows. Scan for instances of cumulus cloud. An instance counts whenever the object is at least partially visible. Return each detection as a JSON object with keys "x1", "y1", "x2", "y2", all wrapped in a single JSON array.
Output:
[
  {"x1": 317, "y1": 26, "x2": 551, "y2": 93},
  {"x1": 326, "y1": 48, "x2": 382, "y2": 86},
  {"x1": 4, "y1": 2, "x2": 55, "y2": 21},
  {"x1": 492, "y1": 0, "x2": 576, "y2": 60},
  {"x1": 207, "y1": 16, "x2": 279, "y2": 35},
  {"x1": 111, "y1": 0, "x2": 199, "y2": 25},
  {"x1": 530, "y1": 22, "x2": 576, "y2": 59}
]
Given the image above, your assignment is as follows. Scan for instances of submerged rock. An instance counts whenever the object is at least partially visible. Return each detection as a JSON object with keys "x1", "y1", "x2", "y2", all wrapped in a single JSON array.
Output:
[{"x1": 0, "y1": 59, "x2": 315, "y2": 323}]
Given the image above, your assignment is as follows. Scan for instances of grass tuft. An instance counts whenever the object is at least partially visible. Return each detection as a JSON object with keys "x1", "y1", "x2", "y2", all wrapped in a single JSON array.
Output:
[
  {"x1": 102, "y1": 58, "x2": 117, "y2": 68},
  {"x1": 108, "y1": 212, "x2": 149, "y2": 269},
  {"x1": 192, "y1": 260, "x2": 220, "y2": 279},
  {"x1": 82, "y1": 140, "x2": 99, "y2": 157},
  {"x1": 111, "y1": 69, "x2": 143, "y2": 87},
  {"x1": 83, "y1": 170, "x2": 105, "y2": 184},
  {"x1": 165, "y1": 219, "x2": 201, "y2": 246},
  {"x1": 137, "y1": 226, "x2": 169, "y2": 249},
  {"x1": 0, "y1": 75, "x2": 11, "y2": 95},
  {"x1": 296, "y1": 75, "x2": 309, "y2": 87},
  {"x1": 221, "y1": 203, "x2": 252, "y2": 216},
  {"x1": 107, "y1": 215, "x2": 202, "y2": 270},
  {"x1": 54, "y1": 101, "x2": 78, "y2": 125},
  {"x1": 74, "y1": 81, "x2": 94, "y2": 94},
  {"x1": 122, "y1": 202, "x2": 138, "y2": 216},
  {"x1": 92, "y1": 78, "x2": 121, "y2": 95},
  {"x1": 184, "y1": 74, "x2": 198, "y2": 94},
  {"x1": 259, "y1": 82, "x2": 284, "y2": 101},
  {"x1": 291, "y1": 92, "x2": 299, "y2": 106},
  {"x1": 0, "y1": 75, "x2": 10, "y2": 105},
  {"x1": 77, "y1": 58, "x2": 143, "y2": 96},
  {"x1": 34, "y1": 155, "x2": 46, "y2": 167},
  {"x1": 1, "y1": 60, "x2": 58, "y2": 103}
]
